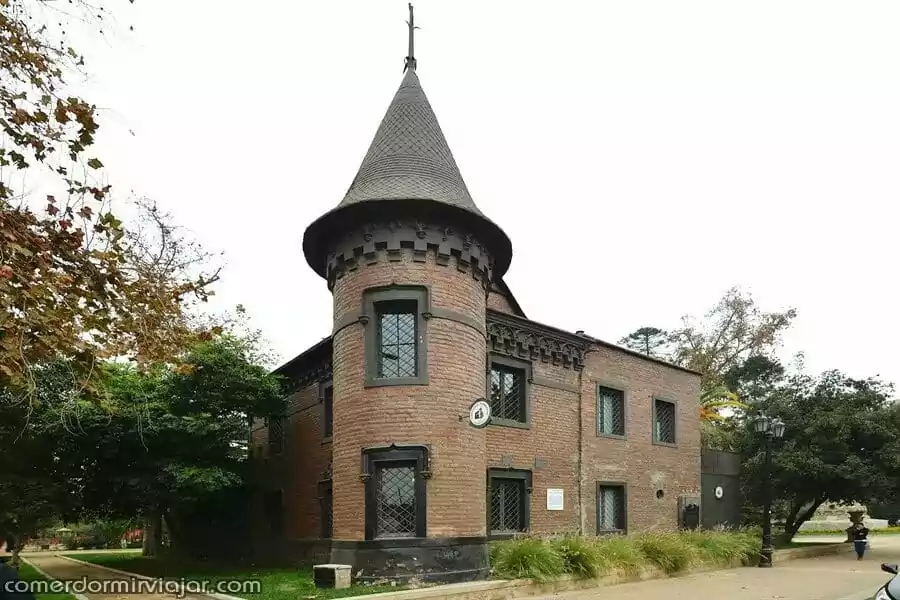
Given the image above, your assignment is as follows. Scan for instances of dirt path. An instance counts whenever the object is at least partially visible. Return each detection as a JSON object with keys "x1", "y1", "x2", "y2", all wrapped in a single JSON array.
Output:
[
  {"x1": 556, "y1": 539, "x2": 900, "y2": 600},
  {"x1": 24, "y1": 555, "x2": 211, "y2": 600}
]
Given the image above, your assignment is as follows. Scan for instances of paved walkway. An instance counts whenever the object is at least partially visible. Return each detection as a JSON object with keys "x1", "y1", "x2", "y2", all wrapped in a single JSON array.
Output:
[
  {"x1": 558, "y1": 538, "x2": 900, "y2": 600},
  {"x1": 24, "y1": 555, "x2": 210, "y2": 600},
  {"x1": 22, "y1": 538, "x2": 900, "y2": 600}
]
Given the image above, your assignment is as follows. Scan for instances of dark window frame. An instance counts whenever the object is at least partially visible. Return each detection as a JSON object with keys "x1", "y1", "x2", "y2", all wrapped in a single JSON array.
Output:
[
  {"x1": 363, "y1": 286, "x2": 429, "y2": 387},
  {"x1": 596, "y1": 482, "x2": 627, "y2": 535},
  {"x1": 487, "y1": 354, "x2": 532, "y2": 429},
  {"x1": 264, "y1": 488, "x2": 285, "y2": 536},
  {"x1": 486, "y1": 468, "x2": 532, "y2": 538},
  {"x1": 652, "y1": 397, "x2": 678, "y2": 447},
  {"x1": 320, "y1": 380, "x2": 333, "y2": 441},
  {"x1": 267, "y1": 414, "x2": 285, "y2": 456},
  {"x1": 318, "y1": 478, "x2": 333, "y2": 539},
  {"x1": 596, "y1": 384, "x2": 626, "y2": 439},
  {"x1": 361, "y1": 445, "x2": 429, "y2": 540}
]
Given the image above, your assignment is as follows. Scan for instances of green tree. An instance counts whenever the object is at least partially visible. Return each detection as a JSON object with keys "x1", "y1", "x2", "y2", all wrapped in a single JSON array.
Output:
[
  {"x1": 669, "y1": 287, "x2": 796, "y2": 387},
  {"x1": 736, "y1": 370, "x2": 898, "y2": 538},
  {"x1": 59, "y1": 336, "x2": 285, "y2": 557},
  {"x1": 618, "y1": 327, "x2": 670, "y2": 358}
]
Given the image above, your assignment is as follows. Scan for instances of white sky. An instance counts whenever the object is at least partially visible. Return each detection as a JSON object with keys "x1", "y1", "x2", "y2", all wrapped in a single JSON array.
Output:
[{"x1": 70, "y1": 0, "x2": 899, "y2": 389}]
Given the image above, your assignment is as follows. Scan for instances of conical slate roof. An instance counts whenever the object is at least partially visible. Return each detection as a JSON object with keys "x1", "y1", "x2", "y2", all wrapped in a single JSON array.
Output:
[
  {"x1": 303, "y1": 65, "x2": 512, "y2": 279},
  {"x1": 338, "y1": 68, "x2": 481, "y2": 213}
]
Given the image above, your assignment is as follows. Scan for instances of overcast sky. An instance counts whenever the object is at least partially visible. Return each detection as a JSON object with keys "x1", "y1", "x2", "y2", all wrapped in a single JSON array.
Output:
[{"x1": 71, "y1": 0, "x2": 899, "y2": 389}]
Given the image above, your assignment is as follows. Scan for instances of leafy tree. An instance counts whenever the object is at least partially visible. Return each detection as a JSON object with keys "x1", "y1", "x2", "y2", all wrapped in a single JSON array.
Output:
[
  {"x1": 1, "y1": 1, "x2": 218, "y2": 393},
  {"x1": 0, "y1": 362, "x2": 77, "y2": 565},
  {"x1": 736, "y1": 370, "x2": 899, "y2": 538},
  {"x1": 722, "y1": 354, "x2": 786, "y2": 404},
  {"x1": 669, "y1": 287, "x2": 796, "y2": 387},
  {"x1": 54, "y1": 336, "x2": 285, "y2": 557},
  {"x1": 618, "y1": 327, "x2": 670, "y2": 357}
]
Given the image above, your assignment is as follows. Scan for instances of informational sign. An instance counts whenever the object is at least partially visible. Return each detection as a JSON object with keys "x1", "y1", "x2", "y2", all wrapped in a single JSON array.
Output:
[
  {"x1": 547, "y1": 488, "x2": 564, "y2": 511},
  {"x1": 714, "y1": 486, "x2": 724, "y2": 499},
  {"x1": 468, "y1": 399, "x2": 492, "y2": 428}
]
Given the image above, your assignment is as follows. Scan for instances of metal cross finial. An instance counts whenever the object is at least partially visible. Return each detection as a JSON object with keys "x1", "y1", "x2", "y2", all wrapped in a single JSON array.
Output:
[{"x1": 403, "y1": 3, "x2": 419, "y2": 72}]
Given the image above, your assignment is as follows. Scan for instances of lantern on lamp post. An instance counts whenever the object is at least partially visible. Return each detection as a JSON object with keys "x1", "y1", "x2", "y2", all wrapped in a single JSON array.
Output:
[{"x1": 753, "y1": 411, "x2": 786, "y2": 568}]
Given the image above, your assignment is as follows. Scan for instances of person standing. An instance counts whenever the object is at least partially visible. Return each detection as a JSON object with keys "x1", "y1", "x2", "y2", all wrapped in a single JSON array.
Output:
[{"x1": 852, "y1": 521, "x2": 870, "y2": 560}]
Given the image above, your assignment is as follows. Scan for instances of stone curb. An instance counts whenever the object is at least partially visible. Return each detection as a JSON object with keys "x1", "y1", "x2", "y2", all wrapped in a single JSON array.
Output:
[
  {"x1": 353, "y1": 544, "x2": 849, "y2": 600},
  {"x1": 55, "y1": 554, "x2": 246, "y2": 600},
  {"x1": 774, "y1": 543, "x2": 850, "y2": 562},
  {"x1": 22, "y1": 557, "x2": 91, "y2": 600}
]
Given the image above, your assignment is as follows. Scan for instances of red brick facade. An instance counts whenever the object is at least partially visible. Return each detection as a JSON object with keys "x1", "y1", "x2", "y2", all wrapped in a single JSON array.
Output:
[{"x1": 250, "y1": 266, "x2": 701, "y2": 559}]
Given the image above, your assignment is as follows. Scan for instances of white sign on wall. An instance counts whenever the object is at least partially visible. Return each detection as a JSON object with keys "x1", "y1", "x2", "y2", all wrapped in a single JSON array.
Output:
[{"x1": 547, "y1": 488, "x2": 564, "y2": 511}]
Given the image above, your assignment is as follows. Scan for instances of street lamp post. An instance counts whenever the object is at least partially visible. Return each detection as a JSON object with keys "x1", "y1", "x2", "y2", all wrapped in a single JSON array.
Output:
[{"x1": 752, "y1": 412, "x2": 786, "y2": 568}]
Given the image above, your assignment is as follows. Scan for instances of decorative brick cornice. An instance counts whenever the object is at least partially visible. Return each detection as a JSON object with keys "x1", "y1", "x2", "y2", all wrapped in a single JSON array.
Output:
[
  {"x1": 275, "y1": 338, "x2": 333, "y2": 394},
  {"x1": 487, "y1": 311, "x2": 588, "y2": 371},
  {"x1": 326, "y1": 220, "x2": 495, "y2": 291},
  {"x1": 292, "y1": 359, "x2": 332, "y2": 392}
]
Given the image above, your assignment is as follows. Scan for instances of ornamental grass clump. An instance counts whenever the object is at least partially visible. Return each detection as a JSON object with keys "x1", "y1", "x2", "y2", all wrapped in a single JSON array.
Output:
[
  {"x1": 679, "y1": 529, "x2": 759, "y2": 566},
  {"x1": 550, "y1": 536, "x2": 605, "y2": 579},
  {"x1": 489, "y1": 537, "x2": 566, "y2": 582},
  {"x1": 633, "y1": 531, "x2": 696, "y2": 574},
  {"x1": 592, "y1": 535, "x2": 643, "y2": 576}
]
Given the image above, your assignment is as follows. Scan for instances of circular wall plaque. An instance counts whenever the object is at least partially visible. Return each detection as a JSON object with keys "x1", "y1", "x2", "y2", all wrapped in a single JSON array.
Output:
[
  {"x1": 714, "y1": 486, "x2": 724, "y2": 499},
  {"x1": 468, "y1": 399, "x2": 492, "y2": 428}
]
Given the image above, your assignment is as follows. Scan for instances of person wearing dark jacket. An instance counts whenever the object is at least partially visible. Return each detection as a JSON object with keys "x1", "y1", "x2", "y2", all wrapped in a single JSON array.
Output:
[
  {"x1": 0, "y1": 560, "x2": 37, "y2": 600},
  {"x1": 852, "y1": 522, "x2": 870, "y2": 560}
]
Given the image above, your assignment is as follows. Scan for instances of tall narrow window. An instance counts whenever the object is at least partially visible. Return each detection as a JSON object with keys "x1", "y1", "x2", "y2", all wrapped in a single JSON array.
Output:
[
  {"x1": 364, "y1": 287, "x2": 428, "y2": 386},
  {"x1": 319, "y1": 480, "x2": 333, "y2": 539},
  {"x1": 374, "y1": 462, "x2": 417, "y2": 538},
  {"x1": 487, "y1": 469, "x2": 531, "y2": 536},
  {"x1": 268, "y1": 415, "x2": 285, "y2": 456},
  {"x1": 264, "y1": 490, "x2": 284, "y2": 535},
  {"x1": 362, "y1": 446, "x2": 428, "y2": 540},
  {"x1": 322, "y1": 382, "x2": 333, "y2": 439},
  {"x1": 596, "y1": 484, "x2": 626, "y2": 534},
  {"x1": 654, "y1": 399, "x2": 676, "y2": 444},
  {"x1": 376, "y1": 300, "x2": 418, "y2": 379},
  {"x1": 597, "y1": 386, "x2": 625, "y2": 437},
  {"x1": 488, "y1": 356, "x2": 531, "y2": 426}
]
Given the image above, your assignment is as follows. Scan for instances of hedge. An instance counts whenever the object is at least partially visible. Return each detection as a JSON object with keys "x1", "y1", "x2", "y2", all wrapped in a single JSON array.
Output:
[{"x1": 489, "y1": 530, "x2": 760, "y2": 582}]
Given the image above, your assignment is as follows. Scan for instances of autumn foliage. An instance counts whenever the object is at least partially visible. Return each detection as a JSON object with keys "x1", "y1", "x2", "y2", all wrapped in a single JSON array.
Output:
[{"x1": 1, "y1": 0, "x2": 219, "y2": 392}]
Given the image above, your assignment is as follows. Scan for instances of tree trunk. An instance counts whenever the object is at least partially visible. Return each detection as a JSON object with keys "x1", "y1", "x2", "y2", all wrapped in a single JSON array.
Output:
[
  {"x1": 163, "y1": 510, "x2": 183, "y2": 557},
  {"x1": 784, "y1": 497, "x2": 826, "y2": 539},
  {"x1": 9, "y1": 533, "x2": 21, "y2": 568},
  {"x1": 142, "y1": 510, "x2": 163, "y2": 557}
]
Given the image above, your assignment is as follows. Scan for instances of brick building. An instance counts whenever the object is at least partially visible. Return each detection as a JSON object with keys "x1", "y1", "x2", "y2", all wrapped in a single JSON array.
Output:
[{"x1": 250, "y1": 12, "x2": 702, "y2": 584}]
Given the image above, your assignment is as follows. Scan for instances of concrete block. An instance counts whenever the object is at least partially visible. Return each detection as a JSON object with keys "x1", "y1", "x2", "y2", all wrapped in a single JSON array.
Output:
[{"x1": 314, "y1": 563, "x2": 352, "y2": 589}]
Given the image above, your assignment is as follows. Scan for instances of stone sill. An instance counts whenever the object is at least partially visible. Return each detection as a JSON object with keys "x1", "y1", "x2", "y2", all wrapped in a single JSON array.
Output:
[{"x1": 357, "y1": 543, "x2": 847, "y2": 600}]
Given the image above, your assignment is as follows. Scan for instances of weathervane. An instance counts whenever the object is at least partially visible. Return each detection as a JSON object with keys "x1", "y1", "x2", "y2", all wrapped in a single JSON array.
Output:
[{"x1": 403, "y1": 3, "x2": 419, "y2": 72}]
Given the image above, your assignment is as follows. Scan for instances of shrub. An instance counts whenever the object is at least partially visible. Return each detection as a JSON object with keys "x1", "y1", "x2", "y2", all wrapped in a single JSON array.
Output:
[
  {"x1": 679, "y1": 530, "x2": 759, "y2": 566},
  {"x1": 551, "y1": 536, "x2": 604, "y2": 579},
  {"x1": 633, "y1": 532, "x2": 695, "y2": 574},
  {"x1": 593, "y1": 535, "x2": 643, "y2": 576},
  {"x1": 490, "y1": 537, "x2": 566, "y2": 582},
  {"x1": 489, "y1": 530, "x2": 764, "y2": 582}
]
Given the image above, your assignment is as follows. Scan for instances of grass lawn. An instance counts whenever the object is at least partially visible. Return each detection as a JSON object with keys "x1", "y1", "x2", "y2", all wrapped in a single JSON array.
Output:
[
  {"x1": 65, "y1": 553, "x2": 404, "y2": 600},
  {"x1": 18, "y1": 561, "x2": 78, "y2": 600}
]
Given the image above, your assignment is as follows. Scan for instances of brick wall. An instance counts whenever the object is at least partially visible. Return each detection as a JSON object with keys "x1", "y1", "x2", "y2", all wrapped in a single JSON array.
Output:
[
  {"x1": 580, "y1": 345, "x2": 701, "y2": 533},
  {"x1": 331, "y1": 249, "x2": 489, "y2": 539},
  {"x1": 250, "y1": 382, "x2": 332, "y2": 547},
  {"x1": 486, "y1": 360, "x2": 581, "y2": 534},
  {"x1": 487, "y1": 290, "x2": 517, "y2": 315},
  {"x1": 251, "y1": 270, "x2": 701, "y2": 549}
]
